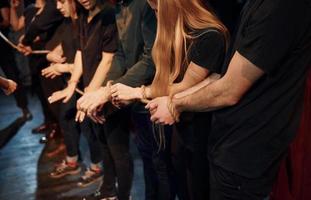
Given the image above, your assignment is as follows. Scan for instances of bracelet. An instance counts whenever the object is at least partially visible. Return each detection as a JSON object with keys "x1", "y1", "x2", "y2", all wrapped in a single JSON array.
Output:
[
  {"x1": 140, "y1": 85, "x2": 150, "y2": 104},
  {"x1": 167, "y1": 97, "x2": 180, "y2": 122}
]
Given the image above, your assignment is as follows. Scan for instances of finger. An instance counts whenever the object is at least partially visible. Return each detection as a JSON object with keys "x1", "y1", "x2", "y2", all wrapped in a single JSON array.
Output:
[
  {"x1": 48, "y1": 92, "x2": 64, "y2": 103},
  {"x1": 78, "y1": 111, "x2": 86, "y2": 122}
]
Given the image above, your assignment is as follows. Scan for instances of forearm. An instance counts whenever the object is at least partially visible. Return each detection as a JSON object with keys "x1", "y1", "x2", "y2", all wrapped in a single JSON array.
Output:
[
  {"x1": 70, "y1": 51, "x2": 83, "y2": 83},
  {"x1": 0, "y1": 8, "x2": 10, "y2": 29},
  {"x1": 173, "y1": 75, "x2": 236, "y2": 113},
  {"x1": 9, "y1": 7, "x2": 22, "y2": 31},
  {"x1": 88, "y1": 56, "x2": 113, "y2": 90},
  {"x1": 113, "y1": 57, "x2": 155, "y2": 88}
]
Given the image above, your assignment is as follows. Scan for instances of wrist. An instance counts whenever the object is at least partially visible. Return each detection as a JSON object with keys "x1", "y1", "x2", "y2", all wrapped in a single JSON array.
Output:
[
  {"x1": 168, "y1": 96, "x2": 180, "y2": 122},
  {"x1": 68, "y1": 79, "x2": 78, "y2": 87},
  {"x1": 172, "y1": 95, "x2": 184, "y2": 115}
]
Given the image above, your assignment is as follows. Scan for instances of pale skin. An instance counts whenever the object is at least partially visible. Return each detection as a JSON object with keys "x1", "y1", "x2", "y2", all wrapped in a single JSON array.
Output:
[{"x1": 146, "y1": 51, "x2": 264, "y2": 125}]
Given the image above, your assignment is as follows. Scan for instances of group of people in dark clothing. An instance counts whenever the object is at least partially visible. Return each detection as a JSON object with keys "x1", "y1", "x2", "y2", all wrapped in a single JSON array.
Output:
[{"x1": 0, "y1": 0, "x2": 310, "y2": 200}]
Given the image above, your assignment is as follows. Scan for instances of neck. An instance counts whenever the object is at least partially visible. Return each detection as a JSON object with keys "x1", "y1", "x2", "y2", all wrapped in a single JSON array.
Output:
[{"x1": 87, "y1": 4, "x2": 102, "y2": 22}]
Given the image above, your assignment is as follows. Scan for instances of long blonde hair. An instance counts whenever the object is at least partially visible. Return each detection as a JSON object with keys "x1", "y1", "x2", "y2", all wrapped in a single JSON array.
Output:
[{"x1": 150, "y1": 0, "x2": 229, "y2": 97}]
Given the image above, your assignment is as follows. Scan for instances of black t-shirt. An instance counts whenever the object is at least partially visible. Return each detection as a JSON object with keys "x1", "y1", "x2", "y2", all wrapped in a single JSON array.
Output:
[
  {"x1": 210, "y1": 0, "x2": 311, "y2": 178},
  {"x1": 54, "y1": 18, "x2": 78, "y2": 63},
  {"x1": 176, "y1": 29, "x2": 226, "y2": 151},
  {"x1": 78, "y1": 4, "x2": 118, "y2": 86}
]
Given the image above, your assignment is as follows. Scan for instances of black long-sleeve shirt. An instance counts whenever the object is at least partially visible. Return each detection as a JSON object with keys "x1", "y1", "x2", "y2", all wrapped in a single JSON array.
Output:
[{"x1": 104, "y1": 0, "x2": 157, "y2": 87}]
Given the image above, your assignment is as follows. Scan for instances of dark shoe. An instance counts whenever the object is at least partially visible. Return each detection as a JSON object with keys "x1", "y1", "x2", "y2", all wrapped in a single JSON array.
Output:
[
  {"x1": 82, "y1": 190, "x2": 117, "y2": 200},
  {"x1": 32, "y1": 123, "x2": 50, "y2": 133},
  {"x1": 22, "y1": 109, "x2": 33, "y2": 121},
  {"x1": 50, "y1": 160, "x2": 81, "y2": 178},
  {"x1": 39, "y1": 136, "x2": 48, "y2": 144},
  {"x1": 77, "y1": 168, "x2": 103, "y2": 187}
]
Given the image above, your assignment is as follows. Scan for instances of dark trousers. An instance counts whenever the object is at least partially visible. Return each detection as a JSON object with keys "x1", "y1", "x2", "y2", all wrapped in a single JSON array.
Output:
[
  {"x1": 79, "y1": 117, "x2": 103, "y2": 164},
  {"x1": 100, "y1": 108, "x2": 133, "y2": 200},
  {"x1": 132, "y1": 111, "x2": 175, "y2": 200},
  {"x1": 209, "y1": 163, "x2": 279, "y2": 200},
  {"x1": 59, "y1": 93, "x2": 81, "y2": 158},
  {"x1": 172, "y1": 115, "x2": 210, "y2": 200},
  {"x1": 0, "y1": 47, "x2": 28, "y2": 110}
]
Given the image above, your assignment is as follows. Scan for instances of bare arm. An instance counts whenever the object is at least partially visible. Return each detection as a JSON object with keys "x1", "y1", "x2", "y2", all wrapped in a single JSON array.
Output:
[
  {"x1": 9, "y1": 0, "x2": 25, "y2": 31},
  {"x1": 0, "y1": 7, "x2": 10, "y2": 28},
  {"x1": 170, "y1": 62, "x2": 210, "y2": 95},
  {"x1": 173, "y1": 51, "x2": 264, "y2": 113},
  {"x1": 48, "y1": 50, "x2": 83, "y2": 103},
  {"x1": 87, "y1": 52, "x2": 114, "y2": 91}
]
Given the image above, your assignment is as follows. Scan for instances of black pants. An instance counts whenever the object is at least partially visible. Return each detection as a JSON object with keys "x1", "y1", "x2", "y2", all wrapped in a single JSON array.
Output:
[
  {"x1": 79, "y1": 117, "x2": 103, "y2": 164},
  {"x1": 59, "y1": 93, "x2": 81, "y2": 158},
  {"x1": 209, "y1": 163, "x2": 279, "y2": 200},
  {"x1": 132, "y1": 111, "x2": 176, "y2": 200},
  {"x1": 172, "y1": 114, "x2": 211, "y2": 200},
  {"x1": 0, "y1": 47, "x2": 28, "y2": 110},
  {"x1": 100, "y1": 108, "x2": 133, "y2": 200}
]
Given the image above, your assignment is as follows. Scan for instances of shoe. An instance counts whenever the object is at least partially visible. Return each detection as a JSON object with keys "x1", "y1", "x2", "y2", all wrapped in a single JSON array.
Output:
[
  {"x1": 32, "y1": 123, "x2": 50, "y2": 133},
  {"x1": 50, "y1": 160, "x2": 81, "y2": 178},
  {"x1": 82, "y1": 190, "x2": 117, "y2": 200},
  {"x1": 22, "y1": 109, "x2": 33, "y2": 121},
  {"x1": 39, "y1": 136, "x2": 48, "y2": 144},
  {"x1": 77, "y1": 168, "x2": 103, "y2": 187}
]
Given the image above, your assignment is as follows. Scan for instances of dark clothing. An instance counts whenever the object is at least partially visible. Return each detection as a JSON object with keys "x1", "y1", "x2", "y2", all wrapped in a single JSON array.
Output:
[
  {"x1": 80, "y1": 118, "x2": 104, "y2": 164},
  {"x1": 174, "y1": 29, "x2": 226, "y2": 200},
  {"x1": 22, "y1": 2, "x2": 62, "y2": 123},
  {"x1": 59, "y1": 19, "x2": 78, "y2": 63},
  {"x1": 188, "y1": 29, "x2": 226, "y2": 73},
  {"x1": 210, "y1": 0, "x2": 311, "y2": 180},
  {"x1": 59, "y1": 93, "x2": 81, "y2": 158},
  {"x1": 78, "y1": 4, "x2": 118, "y2": 86},
  {"x1": 209, "y1": 163, "x2": 276, "y2": 200},
  {"x1": 22, "y1": 0, "x2": 63, "y2": 46},
  {"x1": 132, "y1": 112, "x2": 176, "y2": 200},
  {"x1": 56, "y1": 19, "x2": 82, "y2": 159},
  {"x1": 105, "y1": 0, "x2": 157, "y2": 87},
  {"x1": 0, "y1": 0, "x2": 28, "y2": 110},
  {"x1": 100, "y1": 109, "x2": 133, "y2": 200}
]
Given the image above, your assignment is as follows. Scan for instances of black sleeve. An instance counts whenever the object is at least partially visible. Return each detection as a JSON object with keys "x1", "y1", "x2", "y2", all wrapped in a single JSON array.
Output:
[
  {"x1": 237, "y1": 0, "x2": 299, "y2": 74},
  {"x1": 111, "y1": 2, "x2": 157, "y2": 87},
  {"x1": 22, "y1": 0, "x2": 64, "y2": 46},
  {"x1": 101, "y1": 22, "x2": 118, "y2": 53},
  {"x1": 189, "y1": 30, "x2": 226, "y2": 73}
]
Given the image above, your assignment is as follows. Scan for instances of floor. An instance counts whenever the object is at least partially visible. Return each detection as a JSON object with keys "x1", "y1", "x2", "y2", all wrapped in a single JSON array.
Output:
[{"x1": 0, "y1": 92, "x2": 145, "y2": 200}]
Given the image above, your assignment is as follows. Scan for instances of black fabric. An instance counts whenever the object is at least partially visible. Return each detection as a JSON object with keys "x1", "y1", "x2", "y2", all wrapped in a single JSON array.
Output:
[
  {"x1": 174, "y1": 29, "x2": 226, "y2": 200},
  {"x1": 210, "y1": 0, "x2": 311, "y2": 178},
  {"x1": 49, "y1": 18, "x2": 78, "y2": 64},
  {"x1": 188, "y1": 29, "x2": 226, "y2": 73},
  {"x1": 78, "y1": 4, "x2": 118, "y2": 86},
  {"x1": 209, "y1": 162, "x2": 278, "y2": 200},
  {"x1": 100, "y1": 109, "x2": 133, "y2": 200},
  {"x1": 22, "y1": 0, "x2": 64, "y2": 46}
]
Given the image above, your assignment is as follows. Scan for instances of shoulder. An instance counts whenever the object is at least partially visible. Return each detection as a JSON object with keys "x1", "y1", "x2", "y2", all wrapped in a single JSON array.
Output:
[{"x1": 100, "y1": 3, "x2": 116, "y2": 26}]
